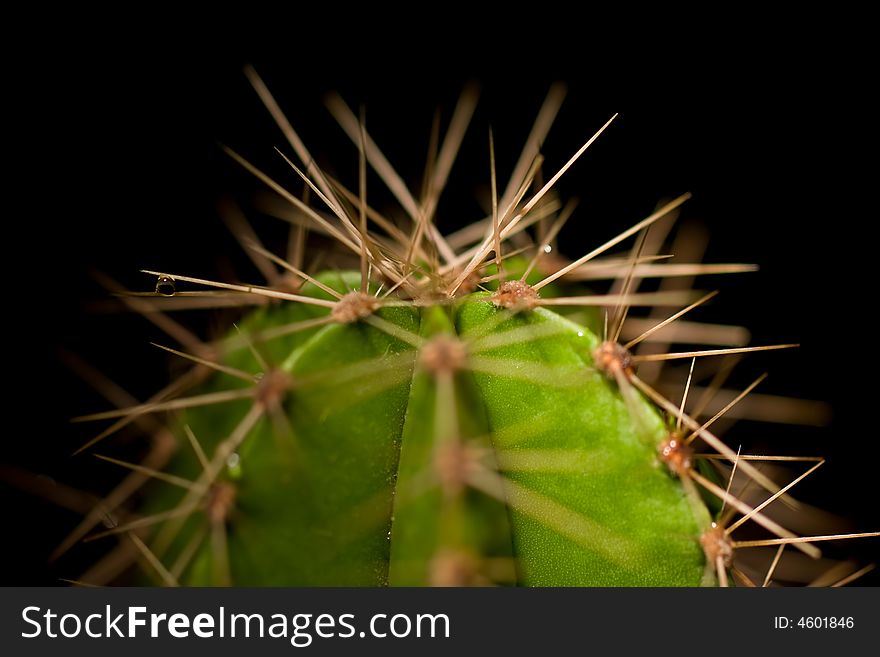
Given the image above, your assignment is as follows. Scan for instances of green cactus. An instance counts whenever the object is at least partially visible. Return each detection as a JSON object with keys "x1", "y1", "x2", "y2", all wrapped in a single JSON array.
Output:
[
  {"x1": 132, "y1": 267, "x2": 711, "y2": 586},
  {"x1": 70, "y1": 73, "x2": 878, "y2": 588}
]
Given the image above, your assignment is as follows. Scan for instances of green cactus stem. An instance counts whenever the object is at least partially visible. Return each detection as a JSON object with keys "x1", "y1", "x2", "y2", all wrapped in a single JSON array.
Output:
[{"x1": 137, "y1": 269, "x2": 713, "y2": 586}]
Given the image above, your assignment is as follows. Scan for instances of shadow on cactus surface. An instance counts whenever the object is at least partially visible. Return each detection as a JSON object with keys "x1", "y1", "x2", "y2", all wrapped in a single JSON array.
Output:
[{"x1": 5, "y1": 65, "x2": 878, "y2": 587}]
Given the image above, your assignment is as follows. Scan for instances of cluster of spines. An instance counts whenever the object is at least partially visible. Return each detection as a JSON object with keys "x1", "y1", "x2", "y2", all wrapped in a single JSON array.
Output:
[{"x1": 25, "y1": 69, "x2": 878, "y2": 587}]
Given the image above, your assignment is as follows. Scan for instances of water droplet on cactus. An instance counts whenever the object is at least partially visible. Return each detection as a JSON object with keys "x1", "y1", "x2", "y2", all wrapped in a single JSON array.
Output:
[
  {"x1": 226, "y1": 452, "x2": 242, "y2": 479},
  {"x1": 101, "y1": 513, "x2": 119, "y2": 529},
  {"x1": 543, "y1": 244, "x2": 553, "y2": 253},
  {"x1": 155, "y1": 275, "x2": 176, "y2": 296}
]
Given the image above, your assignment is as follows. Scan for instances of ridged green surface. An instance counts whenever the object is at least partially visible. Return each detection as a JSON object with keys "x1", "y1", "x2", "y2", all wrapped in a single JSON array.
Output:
[
  {"x1": 457, "y1": 300, "x2": 704, "y2": 585},
  {"x1": 152, "y1": 272, "x2": 708, "y2": 586}
]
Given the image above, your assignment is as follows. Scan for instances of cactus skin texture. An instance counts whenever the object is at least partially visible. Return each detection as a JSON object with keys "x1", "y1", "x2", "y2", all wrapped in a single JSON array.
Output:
[{"x1": 149, "y1": 268, "x2": 713, "y2": 587}]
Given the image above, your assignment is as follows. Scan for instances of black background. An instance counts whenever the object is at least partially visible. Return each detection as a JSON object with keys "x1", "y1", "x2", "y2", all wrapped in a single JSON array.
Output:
[{"x1": 5, "y1": 14, "x2": 878, "y2": 585}]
